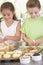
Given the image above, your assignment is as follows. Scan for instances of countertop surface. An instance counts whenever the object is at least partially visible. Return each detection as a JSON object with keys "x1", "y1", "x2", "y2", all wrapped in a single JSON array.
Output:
[
  {"x1": 0, "y1": 49, "x2": 43, "y2": 65},
  {"x1": 0, "y1": 59, "x2": 43, "y2": 65}
]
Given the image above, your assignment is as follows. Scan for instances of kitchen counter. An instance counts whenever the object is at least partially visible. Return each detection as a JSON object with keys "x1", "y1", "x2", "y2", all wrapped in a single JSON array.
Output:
[
  {"x1": 0, "y1": 59, "x2": 43, "y2": 65},
  {"x1": 0, "y1": 54, "x2": 43, "y2": 65},
  {"x1": 0, "y1": 48, "x2": 43, "y2": 65}
]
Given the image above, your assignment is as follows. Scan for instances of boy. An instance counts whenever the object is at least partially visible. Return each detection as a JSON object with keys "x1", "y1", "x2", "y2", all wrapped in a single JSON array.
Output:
[{"x1": 21, "y1": 0, "x2": 43, "y2": 46}]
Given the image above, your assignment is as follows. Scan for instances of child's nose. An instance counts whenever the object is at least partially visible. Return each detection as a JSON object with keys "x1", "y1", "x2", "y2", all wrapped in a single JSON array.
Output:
[
  {"x1": 5, "y1": 15, "x2": 8, "y2": 19},
  {"x1": 32, "y1": 13, "x2": 36, "y2": 18},
  {"x1": 33, "y1": 13, "x2": 36, "y2": 16}
]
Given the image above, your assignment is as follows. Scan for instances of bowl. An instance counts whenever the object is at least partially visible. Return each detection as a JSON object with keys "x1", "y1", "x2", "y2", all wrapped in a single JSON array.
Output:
[
  {"x1": 20, "y1": 56, "x2": 30, "y2": 64},
  {"x1": 32, "y1": 53, "x2": 42, "y2": 61}
]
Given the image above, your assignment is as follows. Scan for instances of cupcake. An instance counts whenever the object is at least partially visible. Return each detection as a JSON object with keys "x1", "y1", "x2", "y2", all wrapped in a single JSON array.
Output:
[
  {"x1": 6, "y1": 51, "x2": 14, "y2": 55},
  {"x1": 0, "y1": 52, "x2": 5, "y2": 55},
  {"x1": 9, "y1": 44, "x2": 14, "y2": 51},
  {"x1": 12, "y1": 53, "x2": 21, "y2": 59},
  {"x1": 24, "y1": 52, "x2": 34, "y2": 56},
  {"x1": 0, "y1": 54, "x2": 3, "y2": 59},
  {"x1": 3, "y1": 53, "x2": 11, "y2": 59}
]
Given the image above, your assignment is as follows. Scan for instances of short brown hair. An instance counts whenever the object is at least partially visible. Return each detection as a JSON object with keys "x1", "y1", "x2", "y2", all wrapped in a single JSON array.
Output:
[{"x1": 26, "y1": 0, "x2": 41, "y2": 9}]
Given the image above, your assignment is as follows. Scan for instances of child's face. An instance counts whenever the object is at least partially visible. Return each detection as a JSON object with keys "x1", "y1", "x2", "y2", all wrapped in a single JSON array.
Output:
[
  {"x1": 1, "y1": 9, "x2": 14, "y2": 22},
  {"x1": 27, "y1": 7, "x2": 40, "y2": 18}
]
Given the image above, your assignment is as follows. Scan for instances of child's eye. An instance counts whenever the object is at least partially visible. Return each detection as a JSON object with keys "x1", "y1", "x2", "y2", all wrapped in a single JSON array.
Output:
[
  {"x1": 3, "y1": 14, "x2": 6, "y2": 16},
  {"x1": 7, "y1": 14, "x2": 10, "y2": 16}
]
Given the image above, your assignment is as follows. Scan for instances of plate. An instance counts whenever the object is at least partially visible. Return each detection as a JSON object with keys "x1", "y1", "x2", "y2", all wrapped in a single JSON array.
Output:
[{"x1": 18, "y1": 46, "x2": 42, "y2": 53}]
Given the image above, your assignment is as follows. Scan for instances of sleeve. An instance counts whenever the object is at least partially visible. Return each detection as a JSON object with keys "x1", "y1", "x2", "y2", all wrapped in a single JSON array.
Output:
[
  {"x1": 20, "y1": 18, "x2": 30, "y2": 35},
  {"x1": 0, "y1": 22, "x2": 2, "y2": 32},
  {"x1": 20, "y1": 20, "x2": 26, "y2": 34}
]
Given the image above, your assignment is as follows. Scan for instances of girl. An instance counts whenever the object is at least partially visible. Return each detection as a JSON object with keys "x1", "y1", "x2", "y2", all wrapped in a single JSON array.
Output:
[
  {"x1": 21, "y1": 0, "x2": 43, "y2": 46},
  {"x1": 0, "y1": 2, "x2": 21, "y2": 45}
]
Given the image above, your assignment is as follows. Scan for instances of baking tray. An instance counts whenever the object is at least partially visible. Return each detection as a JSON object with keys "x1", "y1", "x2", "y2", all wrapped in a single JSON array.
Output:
[{"x1": 0, "y1": 58, "x2": 20, "y2": 62}]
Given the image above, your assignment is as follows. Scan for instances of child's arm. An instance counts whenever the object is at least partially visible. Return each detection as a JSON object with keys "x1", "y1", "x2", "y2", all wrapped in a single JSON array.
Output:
[
  {"x1": 0, "y1": 22, "x2": 4, "y2": 43},
  {"x1": 0, "y1": 22, "x2": 2, "y2": 33},
  {"x1": 22, "y1": 33, "x2": 35, "y2": 46},
  {"x1": 4, "y1": 22, "x2": 21, "y2": 41},
  {"x1": 35, "y1": 38, "x2": 43, "y2": 46},
  {"x1": 0, "y1": 38, "x2": 4, "y2": 43}
]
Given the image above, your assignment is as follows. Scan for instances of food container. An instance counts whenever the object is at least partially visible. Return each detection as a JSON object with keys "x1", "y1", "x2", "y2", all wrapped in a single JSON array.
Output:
[
  {"x1": 32, "y1": 53, "x2": 42, "y2": 61},
  {"x1": 20, "y1": 56, "x2": 30, "y2": 64}
]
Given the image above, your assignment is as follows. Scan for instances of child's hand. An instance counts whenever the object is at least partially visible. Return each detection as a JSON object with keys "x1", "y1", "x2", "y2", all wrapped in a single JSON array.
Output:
[
  {"x1": 31, "y1": 40, "x2": 39, "y2": 46},
  {"x1": 0, "y1": 38, "x2": 4, "y2": 43},
  {"x1": 29, "y1": 40, "x2": 35, "y2": 46},
  {"x1": 34, "y1": 40, "x2": 39, "y2": 46},
  {"x1": 4, "y1": 36, "x2": 10, "y2": 41}
]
